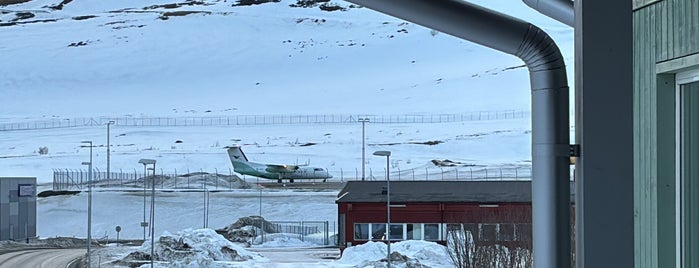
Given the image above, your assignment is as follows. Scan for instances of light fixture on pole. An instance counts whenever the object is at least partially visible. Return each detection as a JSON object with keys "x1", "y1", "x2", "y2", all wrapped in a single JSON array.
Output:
[
  {"x1": 358, "y1": 118, "x2": 369, "y2": 181},
  {"x1": 106, "y1": 121, "x2": 115, "y2": 180},
  {"x1": 149, "y1": 163, "x2": 156, "y2": 268},
  {"x1": 373, "y1": 150, "x2": 391, "y2": 268},
  {"x1": 138, "y1": 159, "x2": 155, "y2": 242},
  {"x1": 80, "y1": 140, "x2": 93, "y2": 268}
]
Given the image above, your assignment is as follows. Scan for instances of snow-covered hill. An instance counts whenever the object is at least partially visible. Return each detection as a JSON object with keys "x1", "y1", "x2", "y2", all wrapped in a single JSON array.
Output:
[{"x1": 0, "y1": 0, "x2": 573, "y2": 119}]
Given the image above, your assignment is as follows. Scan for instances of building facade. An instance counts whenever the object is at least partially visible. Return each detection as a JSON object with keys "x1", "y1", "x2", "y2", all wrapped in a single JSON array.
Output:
[
  {"x1": 336, "y1": 181, "x2": 560, "y2": 251},
  {"x1": 633, "y1": 0, "x2": 699, "y2": 267},
  {"x1": 0, "y1": 177, "x2": 37, "y2": 241}
]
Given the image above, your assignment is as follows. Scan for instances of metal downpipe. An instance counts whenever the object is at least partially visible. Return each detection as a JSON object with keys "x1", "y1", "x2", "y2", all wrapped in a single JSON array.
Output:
[
  {"x1": 344, "y1": 1, "x2": 571, "y2": 267},
  {"x1": 522, "y1": 0, "x2": 574, "y2": 27}
]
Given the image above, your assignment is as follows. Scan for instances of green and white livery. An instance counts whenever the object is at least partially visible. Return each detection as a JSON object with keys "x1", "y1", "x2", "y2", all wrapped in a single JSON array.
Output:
[{"x1": 226, "y1": 146, "x2": 332, "y2": 183}]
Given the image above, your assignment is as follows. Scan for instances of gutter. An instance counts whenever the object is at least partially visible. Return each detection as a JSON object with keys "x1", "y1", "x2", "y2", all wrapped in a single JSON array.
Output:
[{"x1": 343, "y1": 1, "x2": 571, "y2": 267}]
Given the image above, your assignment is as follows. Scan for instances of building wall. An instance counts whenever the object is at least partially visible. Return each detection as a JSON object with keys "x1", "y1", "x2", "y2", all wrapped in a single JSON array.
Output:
[
  {"x1": 338, "y1": 202, "x2": 533, "y2": 249},
  {"x1": 633, "y1": 0, "x2": 699, "y2": 267},
  {"x1": 0, "y1": 177, "x2": 37, "y2": 241}
]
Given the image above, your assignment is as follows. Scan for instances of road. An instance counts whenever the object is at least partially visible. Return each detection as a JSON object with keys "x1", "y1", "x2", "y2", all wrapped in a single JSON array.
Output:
[
  {"x1": 0, "y1": 248, "x2": 84, "y2": 268},
  {"x1": 248, "y1": 247, "x2": 342, "y2": 265}
]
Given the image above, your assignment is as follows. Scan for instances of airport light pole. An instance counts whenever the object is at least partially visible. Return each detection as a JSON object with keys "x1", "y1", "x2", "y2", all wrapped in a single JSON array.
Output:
[
  {"x1": 80, "y1": 141, "x2": 93, "y2": 268},
  {"x1": 106, "y1": 121, "x2": 115, "y2": 180},
  {"x1": 138, "y1": 159, "x2": 156, "y2": 242},
  {"x1": 149, "y1": 163, "x2": 156, "y2": 268},
  {"x1": 373, "y1": 150, "x2": 391, "y2": 268},
  {"x1": 359, "y1": 118, "x2": 369, "y2": 181}
]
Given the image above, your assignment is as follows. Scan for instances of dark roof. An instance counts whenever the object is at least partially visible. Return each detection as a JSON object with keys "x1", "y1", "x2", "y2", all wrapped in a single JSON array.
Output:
[{"x1": 336, "y1": 180, "x2": 574, "y2": 203}]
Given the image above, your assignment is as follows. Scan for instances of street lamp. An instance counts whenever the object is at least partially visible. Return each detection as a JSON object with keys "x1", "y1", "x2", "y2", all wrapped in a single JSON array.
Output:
[
  {"x1": 80, "y1": 141, "x2": 93, "y2": 268},
  {"x1": 138, "y1": 159, "x2": 155, "y2": 242},
  {"x1": 148, "y1": 164, "x2": 156, "y2": 268},
  {"x1": 373, "y1": 150, "x2": 391, "y2": 268},
  {"x1": 106, "y1": 121, "x2": 115, "y2": 180},
  {"x1": 358, "y1": 118, "x2": 369, "y2": 181}
]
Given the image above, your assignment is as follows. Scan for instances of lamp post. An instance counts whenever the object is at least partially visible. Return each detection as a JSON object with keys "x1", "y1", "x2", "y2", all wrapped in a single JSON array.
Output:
[
  {"x1": 373, "y1": 150, "x2": 391, "y2": 268},
  {"x1": 138, "y1": 159, "x2": 156, "y2": 242},
  {"x1": 149, "y1": 163, "x2": 156, "y2": 268},
  {"x1": 106, "y1": 121, "x2": 115, "y2": 180},
  {"x1": 80, "y1": 141, "x2": 93, "y2": 268},
  {"x1": 359, "y1": 118, "x2": 369, "y2": 181}
]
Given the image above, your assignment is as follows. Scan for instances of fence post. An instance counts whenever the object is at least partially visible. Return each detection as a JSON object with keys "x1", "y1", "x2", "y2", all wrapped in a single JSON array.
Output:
[
  {"x1": 215, "y1": 168, "x2": 219, "y2": 189},
  {"x1": 325, "y1": 222, "x2": 329, "y2": 245},
  {"x1": 174, "y1": 168, "x2": 178, "y2": 189}
]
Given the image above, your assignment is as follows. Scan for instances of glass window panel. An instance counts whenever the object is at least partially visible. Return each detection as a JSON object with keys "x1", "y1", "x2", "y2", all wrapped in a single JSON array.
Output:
[
  {"x1": 463, "y1": 223, "x2": 478, "y2": 242},
  {"x1": 424, "y1": 224, "x2": 439, "y2": 240},
  {"x1": 407, "y1": 224, "x2": 422, "y2": 240},
  {"x1": 354, "y1": 223, "x2": 369, "y2": 240},
  {"x1": 389, "y1": 224, "x2": 404, "y2": 240},
  {"x1": 516, "y1": 223, "x2": 532, "y2": 242},
  {"x1": 680, "y1": 81, "x2": 699, "y2": 267},
  {"x1": 371, "y1": 223, "x2": 386, "y2": 240},
  {"x1": 499, "y1": 224, "x2": 515, "y2": 241},
  {"x1": 480, "y1": 224, "x2": 497, "y2": 242}
]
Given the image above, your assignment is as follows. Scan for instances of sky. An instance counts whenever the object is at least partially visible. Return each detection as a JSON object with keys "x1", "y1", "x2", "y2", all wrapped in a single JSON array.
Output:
[{"x1": 0, "y1": 0, "x2": 573, "y2": 266}]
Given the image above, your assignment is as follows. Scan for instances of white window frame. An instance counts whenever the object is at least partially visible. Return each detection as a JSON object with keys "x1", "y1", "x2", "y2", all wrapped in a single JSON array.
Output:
[{"x1": 675, "y1": 68, "x2": 699, "y2": 268}]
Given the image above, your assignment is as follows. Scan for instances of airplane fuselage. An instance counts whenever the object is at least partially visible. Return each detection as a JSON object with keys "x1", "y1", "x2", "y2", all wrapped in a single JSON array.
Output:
[
  {"x1": 227, "y1": 146, "x2": 332, "y2": 183},
  {"x1": 232, "y1": 161, "x2": 331, "y2": 180}
]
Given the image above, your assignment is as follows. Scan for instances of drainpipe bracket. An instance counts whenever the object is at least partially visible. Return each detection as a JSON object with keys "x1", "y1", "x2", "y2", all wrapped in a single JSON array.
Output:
[{"x1": 569, "y1": 144, "x2": 581, "y2": 157}]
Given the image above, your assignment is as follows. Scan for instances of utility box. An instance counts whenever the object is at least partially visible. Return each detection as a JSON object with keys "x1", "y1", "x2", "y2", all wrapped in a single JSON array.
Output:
[{"x1": 0, "y1": 177, "x2": 37, "y2": 241}]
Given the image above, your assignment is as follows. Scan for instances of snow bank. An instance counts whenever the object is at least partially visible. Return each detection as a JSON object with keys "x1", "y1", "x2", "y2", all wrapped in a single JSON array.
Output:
[
  {"x1": 338, "y1": 240, "x2": 454, "y2": 268},
  {"x1": 122, "y1": 228, "x2": 266, "y2": 267}
]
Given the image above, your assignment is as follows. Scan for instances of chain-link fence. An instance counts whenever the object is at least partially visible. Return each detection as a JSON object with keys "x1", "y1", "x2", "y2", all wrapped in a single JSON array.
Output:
[
  {"x1": 1, "y1": 110, "x2": 529, "y2": 131},
  {"x1": 52, "y1": 166, "x2": 540, "y2": 190},
  {"x1": 52, "y1": 169, "x2": 251, "y2": 190},
  {"x1": 254, "y1": 221, "x2": 333, "y2": 246},
  {"x1": 339, "y1": 166, "x2": 535, "y2": 181}
]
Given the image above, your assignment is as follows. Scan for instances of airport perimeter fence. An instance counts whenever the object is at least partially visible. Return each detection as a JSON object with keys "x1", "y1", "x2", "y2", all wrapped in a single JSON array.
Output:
[
  {"x1": 51, "y1": 166, "x2": 539, "y2": 190},
  {"x1": 254, "y1": 220, "x2": 333, "y2": 246},
  {"x1": 1, "y1": 110, "x2": 530, "y2": 131}
]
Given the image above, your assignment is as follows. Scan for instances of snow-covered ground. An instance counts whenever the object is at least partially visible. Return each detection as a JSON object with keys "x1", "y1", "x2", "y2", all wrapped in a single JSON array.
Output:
[{"x1": 1, "y1": 0, "x2": 573, "y2": 266}]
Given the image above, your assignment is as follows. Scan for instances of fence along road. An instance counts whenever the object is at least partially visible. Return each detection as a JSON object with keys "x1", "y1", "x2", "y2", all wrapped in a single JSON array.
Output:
[{"x1": 0, "y1": 110, "x2": 529, "y2": 131}]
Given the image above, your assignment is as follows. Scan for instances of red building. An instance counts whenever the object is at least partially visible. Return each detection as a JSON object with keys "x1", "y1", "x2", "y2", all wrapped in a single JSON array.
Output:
[{"x1": 336, "y1": 180, "x2": 570, "y2": 251}]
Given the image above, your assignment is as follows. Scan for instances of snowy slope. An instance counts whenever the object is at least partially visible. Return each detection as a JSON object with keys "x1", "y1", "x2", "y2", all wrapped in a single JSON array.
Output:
[{"x1": 0, "y1": 0, "x2": 573, "y2": 118}]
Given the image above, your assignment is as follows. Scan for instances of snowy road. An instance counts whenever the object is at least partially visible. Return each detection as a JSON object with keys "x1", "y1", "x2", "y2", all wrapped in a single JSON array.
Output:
[
  {"x1": 248, "y1": 247, "x2": 345, "y2": 267},
  {"x1": 0, "y1": 248, "x2": 84, "y2": 268}
]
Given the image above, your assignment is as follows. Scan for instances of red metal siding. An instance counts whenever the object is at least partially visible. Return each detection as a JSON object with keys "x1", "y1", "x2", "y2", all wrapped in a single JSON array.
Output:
[{"x1": 339, "y1": 202, "x2": 535, "y2": 249}]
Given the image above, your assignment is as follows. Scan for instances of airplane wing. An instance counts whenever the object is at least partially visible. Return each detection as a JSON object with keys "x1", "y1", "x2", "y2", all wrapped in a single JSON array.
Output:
[{"x1": 265, "y1": 164, "x2": 300, "y2": 173}]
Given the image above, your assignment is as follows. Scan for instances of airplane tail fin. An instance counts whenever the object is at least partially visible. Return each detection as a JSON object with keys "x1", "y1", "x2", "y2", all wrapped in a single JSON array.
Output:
[{"x1": 227, "y1": 146, "x2": 249, "y2": 163}]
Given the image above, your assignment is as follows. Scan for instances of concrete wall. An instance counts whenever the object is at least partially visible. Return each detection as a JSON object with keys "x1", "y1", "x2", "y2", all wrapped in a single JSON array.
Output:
[{"x1": 0, "y1": 177, "x2": 37, "y2": 241}]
